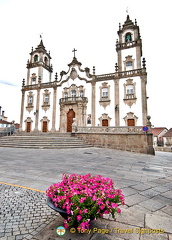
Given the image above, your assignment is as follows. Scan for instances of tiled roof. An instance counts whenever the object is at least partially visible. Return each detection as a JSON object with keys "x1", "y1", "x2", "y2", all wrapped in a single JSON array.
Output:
[
  {"x1": 151, "y1": 127, "x2": 167, "y2": 136},
  {"x1": 163, "y1": 128, "x2": 172, "y2": 137}
]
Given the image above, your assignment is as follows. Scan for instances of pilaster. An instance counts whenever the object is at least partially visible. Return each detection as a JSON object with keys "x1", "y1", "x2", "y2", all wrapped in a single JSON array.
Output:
[
  {"x1": 114, "y1": 79, "x2": 120, "y2": 126},
  {"x1": 51, "y1": 86, "x2": 57, "y2": 132},
  {"x1": 141, "y1": 75, "x2": 148, "y2": 125},
  {"x1": 91, "y1": 80, "x2": 96, "y2": 126},
  {"x1": 19, "y1": 90, "x2": 25, "y2": 132},
  {"x1": 34, "y1": 78, "x2": 41, "y2": 131}
]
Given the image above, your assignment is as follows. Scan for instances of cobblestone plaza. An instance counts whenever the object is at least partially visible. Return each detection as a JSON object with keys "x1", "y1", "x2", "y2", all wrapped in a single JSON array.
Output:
[{"x1": 0, "y1": 147, "x2": 172, "y2": 240}]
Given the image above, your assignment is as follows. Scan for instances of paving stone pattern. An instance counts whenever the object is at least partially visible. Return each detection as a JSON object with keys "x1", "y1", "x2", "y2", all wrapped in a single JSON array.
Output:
[{"x1": 0, "y1": 184, "x2": 58, "y2": 240}]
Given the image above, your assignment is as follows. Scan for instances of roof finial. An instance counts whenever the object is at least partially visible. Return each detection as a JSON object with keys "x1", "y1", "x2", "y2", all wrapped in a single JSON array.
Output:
[
  {"x1": 126, "y1": 6, "x2": 129, "y2": 14},
  {"x1": 40, "y1": 33, "x2": 43, "y2": 39}
]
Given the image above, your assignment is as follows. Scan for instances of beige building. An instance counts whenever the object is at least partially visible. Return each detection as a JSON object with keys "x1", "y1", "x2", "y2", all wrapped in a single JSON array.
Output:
[{"x1": 20, "y1": 15, "x2": 148, "y2": 133}]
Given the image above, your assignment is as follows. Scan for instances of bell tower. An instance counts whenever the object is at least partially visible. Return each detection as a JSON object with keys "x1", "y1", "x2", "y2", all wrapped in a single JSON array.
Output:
[
  {"x1": 116, "y1": 15, "x2": 142, "y2": 71},
  {"x1": 26, "y1": 39, "x2": 53, "y2": 85}
]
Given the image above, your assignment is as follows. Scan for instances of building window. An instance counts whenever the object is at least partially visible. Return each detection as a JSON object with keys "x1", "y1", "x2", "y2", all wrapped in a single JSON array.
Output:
[
  {"x1": 80, "y1": 90, "x2": 84, "y2": 97},
  {"x1": 125, "y1": 32, "x2": 132, "y2": 42},
  {"x1": 102, "y1": 87, "x2": 108, "y2": 98},
  {"x1": 123, "y1": 56, "x2": 134, "y2": 71},
  {"x1": 44, "y1": 94, "x2": 49, "y2": 104},
  {"x1": 34, "y1": 55, "x2": 38, "y2": 62},
  {"x1": 44, "y1": 56, "x2": 48, "y2": 65},
  {"x1": 28, "y1": 96, "x2": 33, "y2": 104},
  {"x1": 64, "y1": 92, "x2": 68, "y2": 98},
  {"x1": 71, "y1": 90, "x2": 76, "y2": 98},
  {"x1": 126, "y1": 85, "x2": 134, "y2": 95}
]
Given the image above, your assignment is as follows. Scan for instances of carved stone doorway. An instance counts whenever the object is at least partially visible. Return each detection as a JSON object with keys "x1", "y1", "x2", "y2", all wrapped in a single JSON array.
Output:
[
  {"x1": 102, "y1": 119, "x2": 108, "y2": 126},
  {"x1": 67, "y1": 109, "x2": 75, "y2": 132},
  {"x1": 127, "y1": 119, "x2": 135, "y2": 126},
  {"x1": 43, "y1": 121, "x2": 48, "y2": 132},
  {"x1": 27, "y1": 122, "x2": 31, "y2": 132}
]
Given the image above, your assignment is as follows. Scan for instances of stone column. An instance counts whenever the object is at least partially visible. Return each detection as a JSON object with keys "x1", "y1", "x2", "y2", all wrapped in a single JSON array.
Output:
[
  {"x1": 141, "y1": 75, "x2": 148, "y2": 126},
  {"x1": 51, "y1": 86, "x2": 57, "y2": 132},
  {"x1": 19, "y1": 90, "x2": 25, "y2": 132},
  {"x1": 91, "y1": 80, "x2": 96, "y2": 126},
  {"x1": 114, "y1": 79, "x2": 120, "y2": 126}
]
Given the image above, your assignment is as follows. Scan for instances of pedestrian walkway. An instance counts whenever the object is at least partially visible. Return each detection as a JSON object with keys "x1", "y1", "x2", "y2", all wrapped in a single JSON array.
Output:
[{"x1": 0, "y1": 147, "x2": 172, "y2": 239}]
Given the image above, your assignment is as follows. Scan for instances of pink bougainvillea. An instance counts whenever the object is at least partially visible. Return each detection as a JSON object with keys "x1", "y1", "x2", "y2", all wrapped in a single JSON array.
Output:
[{"x1": 46, "y1": 173, "x2": 125, "y2": 229}]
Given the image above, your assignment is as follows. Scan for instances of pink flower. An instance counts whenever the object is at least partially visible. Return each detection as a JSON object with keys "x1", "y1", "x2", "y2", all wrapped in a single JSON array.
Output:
[
  {"x1": 111, "y1": 203, "x2": 118, "y2": 208},
  {"x1": 77, "y1": 215, "x2": 82, "y2": 221},
  {"x1": 92, "y1": 195, "x2": 97, "y2": 201},
  {"x1": 100, "y1": 204, "x2": 105, "y2": 210},
  {"x1": 83, "y1": 209, "x2": 88, "y2": 213},
  {"x1": 79, "y1": 197, "x2": 86, "y2": 203},
  {"x1": 117, "y1": 208, "x2": 121, "y2": 213}
]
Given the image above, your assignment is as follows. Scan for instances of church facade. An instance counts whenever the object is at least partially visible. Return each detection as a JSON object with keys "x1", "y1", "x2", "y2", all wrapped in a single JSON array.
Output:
[{"x1": 20, "y1": 15, "x2": 148, "y2": 133}]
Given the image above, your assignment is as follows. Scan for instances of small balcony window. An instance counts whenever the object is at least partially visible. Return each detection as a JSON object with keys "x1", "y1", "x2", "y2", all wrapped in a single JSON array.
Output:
[
  {"x1": 80, "y1": 90, "x2": 84, "y2": 97},
  {"x1": 44, "y1": 94, "x2": 49, "y2": 103},
  {"x1": 102, "y1": 87, "x2": 108, "y2": 98},
  {"x1": 126, "y1": 85, "x2": 134, "y2": 95}
]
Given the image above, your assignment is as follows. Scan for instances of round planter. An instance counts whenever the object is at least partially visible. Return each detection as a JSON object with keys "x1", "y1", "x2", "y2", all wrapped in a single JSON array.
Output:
[{"x1": 47, "y1": 197, "x2": 70, "y2": 219}]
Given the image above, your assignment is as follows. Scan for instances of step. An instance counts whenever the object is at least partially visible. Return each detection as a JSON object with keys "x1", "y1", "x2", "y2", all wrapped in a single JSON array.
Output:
[{"x1": 0, "y1": 134, "x2": 92, "y2": 149}]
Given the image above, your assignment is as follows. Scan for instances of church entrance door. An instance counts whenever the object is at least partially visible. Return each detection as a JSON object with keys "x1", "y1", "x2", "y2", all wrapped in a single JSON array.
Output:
[
  {"x1": 27, "y1": 122, "x2": 31, "y2": 132},
  {"x1": 67, "y1": 109, "x2": 75, "y2": 132},
  {"x1": 102, "y1": 119, "x2": 108, "y2": 126},
  {"x1": 127, "y1": 119, "x2": 135, "y2": 126},
  {"x1": 43, "y1": 121, "x2": 47, "y2": 132}
]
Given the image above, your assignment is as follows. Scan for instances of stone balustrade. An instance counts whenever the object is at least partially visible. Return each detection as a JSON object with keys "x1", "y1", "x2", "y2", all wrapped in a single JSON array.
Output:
[{"x1": 76, "y1": 126, "x2": 151, "y2": 134}]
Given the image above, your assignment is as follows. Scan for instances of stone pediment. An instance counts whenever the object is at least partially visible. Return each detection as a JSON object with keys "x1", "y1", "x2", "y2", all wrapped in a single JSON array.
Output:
[{"x1": 58, "y1": 57, "x2": 92, "y2": 84}]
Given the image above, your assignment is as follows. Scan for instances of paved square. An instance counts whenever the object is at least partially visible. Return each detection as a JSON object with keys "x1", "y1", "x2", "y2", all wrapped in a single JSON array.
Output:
[{"x1": 0, "y1": 147, "x2": 172, "y2": 240}]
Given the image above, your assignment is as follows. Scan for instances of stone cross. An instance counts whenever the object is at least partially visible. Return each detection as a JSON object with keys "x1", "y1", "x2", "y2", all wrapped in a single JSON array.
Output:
[{"x1": 72, "y1": 48, "x2": 77, "y2": 58}]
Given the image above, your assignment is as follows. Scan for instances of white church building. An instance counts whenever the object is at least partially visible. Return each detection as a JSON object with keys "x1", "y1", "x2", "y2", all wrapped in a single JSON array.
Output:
[{"x1": 20, "y1": 15, "x2": 148, "y2": 133}]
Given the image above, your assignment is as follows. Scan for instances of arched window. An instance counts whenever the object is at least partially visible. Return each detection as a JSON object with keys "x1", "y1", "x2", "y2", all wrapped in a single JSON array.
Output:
[
  {"x1": 44, "y1": 56, "x2": 48, "y2": 65},
  {"x1": 34, "y1": 55, "x2": 38, "y2": 62},
  {"x1": 125, "y1": 32, "x2": 132, "y2": 42}
]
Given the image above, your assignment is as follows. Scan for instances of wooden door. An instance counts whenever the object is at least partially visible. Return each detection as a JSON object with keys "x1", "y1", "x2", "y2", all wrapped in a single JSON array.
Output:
[
  {"x1": 26, "y1": 122, "x2": 31, "y2": 132},
  {"x1": 102, "y1": 119, "x2": 108, "y2": 126},
  {"x1": 43, "y1": 121, "x2": 47, "y2": 132},
  {"x1": 127, "y1": 119, "x2": 135, "y2": 126},
  {"x1": 67, "y1": 109, "x2": 75, "y2": 132}
]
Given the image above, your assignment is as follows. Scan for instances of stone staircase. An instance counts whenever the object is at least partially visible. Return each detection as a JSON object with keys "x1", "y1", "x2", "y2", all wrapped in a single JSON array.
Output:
[{"x1": 0, "y1": 133, "x2": 93, "y2": 149}]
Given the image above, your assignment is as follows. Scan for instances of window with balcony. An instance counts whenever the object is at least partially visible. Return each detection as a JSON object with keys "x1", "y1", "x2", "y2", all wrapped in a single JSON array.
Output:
[
  {"x1": 80, "y1": 90, "x2": 84, "y2": 97},
  {"x1": 102, "y1": 87, "x2": 108, "y2": 98},
  {"x1": 123, "y1": 79, "x2": 137, "y2": 107},
  {"x1": 99, "y1": 82, "x2": 110, "y2": 108},
  {"x1": 44, "y1": 94, "x2": 49, "y2": 104},
  {"x1": 71, "y1": 90, "x2": 76, "y2": 99}
]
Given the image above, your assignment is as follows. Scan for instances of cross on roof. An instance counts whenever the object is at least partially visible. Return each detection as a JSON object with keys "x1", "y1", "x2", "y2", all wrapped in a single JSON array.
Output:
[{"x1": 72, "y1": 48, "x2": 77, "y2": 58}]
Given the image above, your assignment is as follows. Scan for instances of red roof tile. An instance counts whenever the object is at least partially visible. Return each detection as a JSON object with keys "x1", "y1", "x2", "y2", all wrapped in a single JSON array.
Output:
[
  {"x1": 151, "y1": 127, "x2": 167, "y2": 136},
  {"x1": 163, "y1": 128, "x2": 172, "y2": 137}
]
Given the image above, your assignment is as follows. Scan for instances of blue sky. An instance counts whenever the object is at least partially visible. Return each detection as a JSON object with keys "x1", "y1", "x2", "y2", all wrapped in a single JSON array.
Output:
[{"x1": 0, "y1": 0, "x2": 171, "y2": 128}]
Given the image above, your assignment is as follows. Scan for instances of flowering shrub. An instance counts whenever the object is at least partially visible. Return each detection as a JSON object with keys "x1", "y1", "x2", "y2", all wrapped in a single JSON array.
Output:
[{"x1": 46, "y1": 173, "x2": 125, "y2": 229}]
